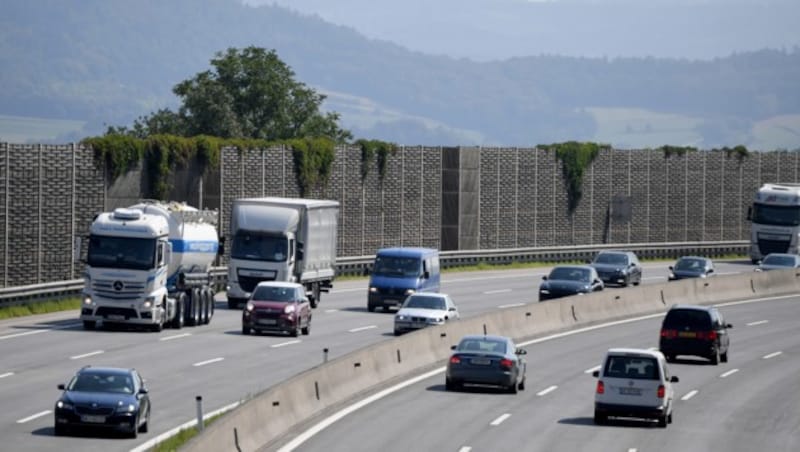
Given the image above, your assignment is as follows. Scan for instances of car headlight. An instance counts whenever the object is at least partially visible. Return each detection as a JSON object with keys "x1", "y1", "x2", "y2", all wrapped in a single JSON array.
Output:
[
  {"x1": 369, "y1": 287, "x2": 378, "y2": 293},
  {"x1": 539, "y1": 289, "x2": 550, "y2": 294},
  {"x1": 669, "y1": 273, "x2": 675, "y2": 279},
  {"x1": 246, "y1": 302, "x2": 254, "y2": 312},
  {"x1": 284, "y1": 304, "x2": 296, "y2": 314},
  {"x1": 56, "y1": 400, "x2": 73, "y2": 410},
  {"x1": 116, "y1": 401, "x2": 136, "y2": 413},
  {"x1": 700, "y1": 274, "x2": 707, "y2": 278},
  {"x1": 404, "y1": 289, "x2": 416, "y2": 296},
  {"x1": 83, "y1": 295, "x2": 93, "y2": 306},
  {"x1": 396, "y1": 315, "x2": 407, "y2": 321}
]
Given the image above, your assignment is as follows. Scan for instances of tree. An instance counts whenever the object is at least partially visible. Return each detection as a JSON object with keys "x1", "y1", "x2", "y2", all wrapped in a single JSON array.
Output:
[{"x1": 112, "y1": 46, "x2": 350, "y2": 142}]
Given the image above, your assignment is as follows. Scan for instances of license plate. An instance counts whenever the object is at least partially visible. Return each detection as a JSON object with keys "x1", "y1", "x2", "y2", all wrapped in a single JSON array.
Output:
[
  {"x1": 258, "y1": 318, "x2": 277, "y2": 325},
  {"x1": 678, "y1": 331, "x2": 697, "y2": 338},
  {"x1": 107, "y1": 314, "x2": 125, "y2": 321},
  {"x1": 412, "y1": 322, "x2": 427, "y2": 329},
  {"x1": 619, "y1": 387, "x2": 642, "y2": 396},
  {"x1": 471, "y1": 358, "x2": 491, "y2": 365},
  {"x1": 81, "y1": 415, "x2": 106, "y2": 423}
]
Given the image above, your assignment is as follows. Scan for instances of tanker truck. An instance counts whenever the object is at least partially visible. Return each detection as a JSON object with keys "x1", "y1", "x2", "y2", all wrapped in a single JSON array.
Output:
[
  {"x1": 226, "y1": 197, "x2": 339, "y2": 309},
  {"x1": 79, "y1": 201, "x2": 221, "y2": 331}
]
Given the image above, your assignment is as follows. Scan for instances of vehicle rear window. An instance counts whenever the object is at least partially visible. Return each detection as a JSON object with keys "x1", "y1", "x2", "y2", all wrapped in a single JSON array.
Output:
[
  {"x1": 457, "y1": 338, "x2": 507, "y2": 354},
  {"x1": 663, "y1": 309, "x2": 711, "y2": 330},
  {"x1": 604, "y1": 356, "x2": 660, "y2": 380}
]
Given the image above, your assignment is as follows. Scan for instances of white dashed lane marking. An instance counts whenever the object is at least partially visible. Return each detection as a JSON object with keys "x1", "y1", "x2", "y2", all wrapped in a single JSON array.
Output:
[
  {"x1": 720, "y1": 369, "x2": 739, "y2": 378},
  {"x1": 17, "y1": 410, "x2": 51, "y2": 424},
  {"x1": 160, "y1": 333, "x2": 191, "y2": 341},
  {"x1": 349, "y1": 325, "x2": 377, "y2": 333},
  {"x1": 763, "y1": 351, "x2": 783, "y2": 360},
  {"x1": 746, "y1": 320, "x2": 769, "y2": 326},
  {"x1": 498, "y1": 303, "x2": 524, "y2": 309},
  {"x1": 271, "y1": 340, "x2": 301, "y2": 348},
  {"x1": 584, "y1": 365, "x2": 601, "y2": 374},
  {"x1": 485, "y1": 289, "x2": 512, "y2": 295},
  {"x1": 536, "y1": 385, "x2": 558, "y2": 396},
  {"x1": 193, "y1": 357, "x2": 224, "y2": 367},
  {"x1": 681, "y1": 390, "x2": 699, "y2": 401},
  {"x1": 490, "y1": 413, "x2": 511, "y2": 426},
  {"x1": 0, "y1": 372, "x2": 13, "y2": 379},
  {"x1": 70, "y1": 350, "x2": 104, "y2": 360}
]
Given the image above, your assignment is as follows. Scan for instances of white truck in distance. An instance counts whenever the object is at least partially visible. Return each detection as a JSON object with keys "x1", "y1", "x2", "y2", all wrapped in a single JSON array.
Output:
[
  {"x1": 79, "y1": 201, "x2": 220, "y2": 331},
  {"x1": 748, "y1": 183, "x2": 800, "y2": 263},
  {"x1": 226, "y1": 197, "x2": 339, "y2": 309}
]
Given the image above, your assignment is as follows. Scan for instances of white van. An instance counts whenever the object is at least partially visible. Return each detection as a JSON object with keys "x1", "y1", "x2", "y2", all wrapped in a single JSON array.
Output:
[{"x1": 592, "y1": 348, "x2": 678, "y2": 427}]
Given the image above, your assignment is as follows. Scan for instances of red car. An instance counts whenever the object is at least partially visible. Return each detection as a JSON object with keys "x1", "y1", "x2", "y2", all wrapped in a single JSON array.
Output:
[{"x1": 241, "y1": 282, "x2": 311, "y2": 336}]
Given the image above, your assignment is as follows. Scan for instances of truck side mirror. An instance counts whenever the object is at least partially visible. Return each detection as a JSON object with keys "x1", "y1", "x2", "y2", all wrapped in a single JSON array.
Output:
[
  {"x1": 165, "y1": 242, "x2": 172, "y2": 267},
  {"x1": 217, "y1": 237, "x2": 225, "y2": 256},
  {"x1": 73, "y1": 236, "x2": 84, "y2": 264},
  {"x1": 362, "y1": 267, "x2": 371, "y2": 276},
  {"x1": 297, "y1": 242, "x2": 304, "y2": 261},
  {"x1": 424, "y1": 270, "x2": 430, "y2": 279},
  {"x1": 746, "y1": 206, "x2": 752, "y2": 221}
]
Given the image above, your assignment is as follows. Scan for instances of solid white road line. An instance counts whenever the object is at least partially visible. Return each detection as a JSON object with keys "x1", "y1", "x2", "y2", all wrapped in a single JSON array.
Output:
[
  {"x1": 193, "y1": 357, "x2": 224, "y2": 367},
  {"x1": 746, "y1": 320, "x2": 769, "y2": 326},
  {"x1": 70, "y1": 350, "x2": 104, "y2": 360},
  {"x1": 348, "y1": 325, "x2": 377, "y2": 333},
  {"x1": 159, "y1": 333, "x2": 191, "y2": 341},
  {"x1": 485, "y1": 289, "x2": 512, "y2": 295},
  {"x1": 720, "y1": 369, "x2": 739, "y2": 378},
  {"x1": 0, "y1": 372, "x2": 13, "y2": 379},
  {"x1": 17, "y1": 410, "x2": 51, "y2": 424},
  {"x1": 763, "y1": 351, "x2": 783, "y2": 359},
  {"x1": 490, "y1": 413, "x2": 511, "y2": 426},
  {"x1": 130, "y1": 401, "x2": 241, "y2": 452},
  {"x1": 272, "y1": 340, "x2": 301, "y2": 348},
  {"x1": 681, "y1": 390, "x2": 699, "y2": 401},
  {"x1": 584, "y1": 365, "x2": 601, "y2": 374},
  {"x1": 498, "y1": 303, "x2": 524, "y2": 309},
  {"x1": 536, "y1": 385, "x2": 558, "y2": 396}
]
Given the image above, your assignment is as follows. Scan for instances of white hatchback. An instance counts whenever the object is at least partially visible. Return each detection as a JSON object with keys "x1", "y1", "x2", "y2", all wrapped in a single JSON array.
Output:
[{"x1": 592, "y1": 348, "x2": 678, "y2": 427}]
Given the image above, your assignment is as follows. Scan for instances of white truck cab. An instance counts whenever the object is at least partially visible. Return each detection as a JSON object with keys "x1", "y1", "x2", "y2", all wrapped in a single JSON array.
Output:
[
  {"x1": 592, "y1": 348, "x2": 678, "y2": 428},
  {"x1": 748, "y1": 183, "x2": 800, "y2": 263}
]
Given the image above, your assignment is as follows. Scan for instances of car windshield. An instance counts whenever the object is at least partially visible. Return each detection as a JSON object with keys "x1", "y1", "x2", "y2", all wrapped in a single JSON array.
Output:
[
  {"x1": 231, "y1": 231, "x2": 288, "y2": 262},
  {"x1": 68, "y1": 372, "x2": 134, "y2": 394},
  {"x1": 252, "y1": 285, "x2": 297, "y2": 302},
  {"x1": 663, "y1": 309, "x2": 712, "y2": 330},
  {"x1": 763, "y1": 255, "x2": 794, "y2": 266},
  {"x1": 549, "y1": 267, "x2": 591, "y2": 282},
  {"x1": 674, "y1": 258, "x2": 705, "y2": 272},
  {"x1": 604, "y1": 356, "x2": 660, "y2": 380},
  {"x1": 87, "y1": 235, "x2": 156, "y2": 271},
  {"x1": 373, "y1": 256, "x2": 421, "y2": 277},
  {"x1": 404, "y1": 295, "x2": 446, "y2": 310},
  {"x1": 594, "y1": 253, "x2": 628, "y2": 265},
  {"x1": 457, "y1": 338, "x2": 507, "y2": 354}
]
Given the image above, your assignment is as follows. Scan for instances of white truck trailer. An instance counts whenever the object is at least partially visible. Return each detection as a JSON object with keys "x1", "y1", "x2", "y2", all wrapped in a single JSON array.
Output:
[
  {"x1": 79, "y1": 201, "x2": 220, "y2": 331},
  {"x1": 747, "y1": 183, "x2": 800, "y2": 263},
  {"x1": 226, "y1": 197, "x2": 339, "y2": 309}
]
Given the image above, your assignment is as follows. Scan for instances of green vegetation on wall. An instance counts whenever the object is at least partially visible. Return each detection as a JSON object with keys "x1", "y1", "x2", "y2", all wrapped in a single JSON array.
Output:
[
  {"x1": 658, "y1": 145, "x2": 697, "y2": 158},
  {"x1": 541, "y1": 141, "x2": 609, "y2": 213},
  {"x1": 356, "y1": 139, "x2": 397, "y2": 180},
  {"x1": 84, "y1": 134, "x2": 336, "y2": 199},
  {"x1": 717, "y1": 145, "x2": 750, "y2": 161}
]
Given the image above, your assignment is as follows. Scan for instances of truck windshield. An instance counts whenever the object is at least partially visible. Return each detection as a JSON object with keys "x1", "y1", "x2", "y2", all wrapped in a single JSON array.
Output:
[
  {"x1": 752, "y1": 203, "x2": 800, "y2": 226},
  {"x1": 231, "y1": 231, "x2": 288, "y2": 262},
  {"x1": 373, "y1": 256, "x2": 421, "y2": 277},
  {"x1": 87, "y1": 235, "x2": 156, "y2": 271}
]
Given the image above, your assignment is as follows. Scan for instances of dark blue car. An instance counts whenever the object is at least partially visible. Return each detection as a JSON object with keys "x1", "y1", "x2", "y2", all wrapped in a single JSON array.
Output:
[
  {"x1": 54, "y1": 366, "x2": 150, "y2": 438},
  {"x1": 539, "y1": 265, "x2": 604, "y2": 301},
  {"x1": 668, "y1": 256, "x2": 715, "y2": 281},
  {"x1": 446, "y1": 334, "x2": 527, "y2": 393}
]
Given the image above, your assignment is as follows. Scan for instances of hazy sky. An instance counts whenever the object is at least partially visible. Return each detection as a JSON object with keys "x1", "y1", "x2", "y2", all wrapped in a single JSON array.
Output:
[{"x1": 243, "y1": 0, "x2": 800, "y2": 61}]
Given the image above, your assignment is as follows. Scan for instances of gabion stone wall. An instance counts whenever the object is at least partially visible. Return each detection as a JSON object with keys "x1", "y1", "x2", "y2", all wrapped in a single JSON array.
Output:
[{"x1": 0, "y1": 141, "x2": 797, "y2": 287}]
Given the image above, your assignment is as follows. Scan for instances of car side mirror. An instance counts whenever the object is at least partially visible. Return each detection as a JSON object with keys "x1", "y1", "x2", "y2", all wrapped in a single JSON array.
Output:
[
  {"x1": 542, "y1": 275, "x2": 548, "y2": 281},
  {"x1": 592, "y1": 370, "x2": 599, "y2": 378},
  {"x1": 668, "y1": 266, "x2": 674, "y2": 271},
  {"x1": 424, "y1": 270, "x2": 430, "y2": 279},
  {"x1": 363, "y1": 267, "x2": 371, "y2": 276},
  {"x1": 726, "y1": 323, "x2": 733, "y2": 329},
  {"x1": 449, "y1": 307, "x2": 456, "y2": 311},
  {"x1": 58, "y1": 383, "x2": 65, "y2": 390},
  {"x1": 139, "y1": 387, "x2": 148, "y2": 394},
  {"x1": 670, "y1": 376, "x2": 679, "y2": 383},
  {"x1": 516, "y1": 348, "x2": 527, "y2": 355},
  {"x1": 450, "y1": 345, "x2": 457, "y2": 350}
]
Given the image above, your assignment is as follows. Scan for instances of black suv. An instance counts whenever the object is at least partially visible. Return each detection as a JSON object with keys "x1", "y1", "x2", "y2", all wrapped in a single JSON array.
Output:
[
  {"x1": 589, "y1": 250, "x2": 643, "y2": 287},
  {"x1": 54, "y1": 366, "x2": 150, "y2": 438},
  {"x1": 659, "y1": 305, "x2": 732, "y2": 365}
]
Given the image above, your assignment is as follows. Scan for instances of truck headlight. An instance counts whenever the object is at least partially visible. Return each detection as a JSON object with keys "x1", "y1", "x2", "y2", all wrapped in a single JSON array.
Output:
[{"x1": 142, "y1": 296, "x2": 155, "y2": 309}]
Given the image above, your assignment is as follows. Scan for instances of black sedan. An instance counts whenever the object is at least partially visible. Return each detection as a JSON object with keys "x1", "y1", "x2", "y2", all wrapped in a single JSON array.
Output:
[
  {"x1": 445, "y1": 334, "x2": 526, "y2": 393},
  {"x1": 668, "y1": 256, "x2": 715, "y2": 281},
  {"x1": 755, "y1": 253, "x2": 800, "y2": 271},
  {"x1": 54, "y1": 366, "x2": 150, "y2": 438},
  {"x1": 539, "y1": 265, "x2": 604, "y2": 301}
]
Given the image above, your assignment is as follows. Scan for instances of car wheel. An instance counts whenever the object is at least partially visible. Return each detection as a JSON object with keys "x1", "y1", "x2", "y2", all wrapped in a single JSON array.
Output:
[
  {"x1": 242, "y1": 325, "x2": 250, "y2": 335},
  {"x1": 710, "y1": 349, "x2": 720, "y2": 365},
  {"x1": 83, "y1": 320, "x2": 96, "y2": 330},
  {"x1": 228, "y1": 299, "x2": 238, "y2": 310},
  {"x1": 658, "y1": 414, "x2": 668, "y2": 428},
  {"x1": 721, "y1": 351, "x2": 728, "y2": 363},
  {"x1": 139, "y1": 409, "x2": 149, "y2": 433},
  {"x1": 507, "y1": 381, "x2": 518, "y2": 394},
  {"x1": 593, "y1": 410, "x2": 607, "y2": 425},
  {"x1": 393, "y1": 329, "x2": 402, "y2": 336},
  {"x1": 518, "y1": 377, "x2": 526, "y2": 391},
  {"x1": 445, "y1": 378, "x2": 453, "y2": 391},
  {"x1": 290, "y1": 324, "x2": 300, "y2": 338},
  {"x1": 301, "y1": 318, "x2": 310, "y2": 335},
  {"x1": 633, "y1": 274, "x2": 641, "y2": 286},
  {"x1": 622, "y1": 276, "x2": 629, "y2": 287},
  {"x1": 667, "y1": 411, "x2": 673, "y2": 424},
  {"x1": 367, "y1": 304, "x2": 375, "y2": 313},
  {"x1": 665, "y1": 354, "x2": 675, "y2": 363},
  {"x1": 129, "y1": 417, "x2": 139, "y2": 438}
]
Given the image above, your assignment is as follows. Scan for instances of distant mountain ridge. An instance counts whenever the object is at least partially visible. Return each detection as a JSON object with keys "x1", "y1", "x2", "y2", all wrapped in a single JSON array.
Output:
[{"x1": 1, "y1": 0, "x2": 799, "y2": 149}]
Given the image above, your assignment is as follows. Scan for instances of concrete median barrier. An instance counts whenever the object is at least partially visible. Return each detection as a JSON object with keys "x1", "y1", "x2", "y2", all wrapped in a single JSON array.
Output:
[{"x1": 184, "y1": 271, "x2": 798, "y2": 452}]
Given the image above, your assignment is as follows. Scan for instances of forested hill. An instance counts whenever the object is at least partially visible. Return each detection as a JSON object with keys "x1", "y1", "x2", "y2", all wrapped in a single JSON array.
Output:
[{"x1": 2, "y1": 0, "x2": 799, "y2": 148}]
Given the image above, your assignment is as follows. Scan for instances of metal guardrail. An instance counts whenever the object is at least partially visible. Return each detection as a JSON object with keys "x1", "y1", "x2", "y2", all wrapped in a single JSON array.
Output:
[{"x1": 0, "y1": 241, "x2": 748, "y2": 307}]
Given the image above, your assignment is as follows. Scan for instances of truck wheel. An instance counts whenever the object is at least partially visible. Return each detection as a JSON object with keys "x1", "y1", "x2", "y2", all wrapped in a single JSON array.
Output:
[
  {"x1": 82, "y1": 321, "x2": 96, "y2": 330},
  {"x1": 207, "y1": 289, "x2": 215, "y2": 320},
  {"x1": 242, "y1": 325, "x2": 250, "y2": 335},
  {"x1": 227, "y1": 299, "x2": 238, "y2": 310},
  {"x1": 187, "y1": 289, "x2": 201, "y2": 326},
  {"x1": 171, "y1": 294, "x2": 185, "y2": 329},
  {"x1": 200, "y1": 290, "x2": 210, "y2": 325},
  {"x1": 150, "y1": 316, "x2": 163, "y2": 332},
  {"x1": 309, "y1": 283, "x2": 321, "y2": 309}
]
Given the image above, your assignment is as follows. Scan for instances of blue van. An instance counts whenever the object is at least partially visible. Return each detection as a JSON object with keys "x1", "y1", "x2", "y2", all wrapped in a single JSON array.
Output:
[{"x1": 367, "y1": 247, "x2": 441, "y2": 312}]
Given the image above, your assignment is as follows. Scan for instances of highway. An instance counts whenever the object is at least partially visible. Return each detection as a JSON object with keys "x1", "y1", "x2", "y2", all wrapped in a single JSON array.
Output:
[{"x1": 0, "y1": 260, "x2": 768, "y2": 452}]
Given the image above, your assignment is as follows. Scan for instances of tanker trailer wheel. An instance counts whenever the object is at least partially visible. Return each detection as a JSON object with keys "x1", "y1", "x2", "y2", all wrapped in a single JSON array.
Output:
[
  {"x1": 186, "y1": 289, "x2": 201, "y2": 326},
  {"x1": 207, "y1": 288, "x2": 215, "y2": 320},
  {"x1": 171, "y1": 293, "x2": 185, "y2": 329},
  {"x1": 201, "y1": 289, "x2": 211, "y2": 324}
]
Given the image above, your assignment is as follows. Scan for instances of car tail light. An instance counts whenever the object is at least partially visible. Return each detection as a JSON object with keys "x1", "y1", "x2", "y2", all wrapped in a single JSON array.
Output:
[
  {"x1": 449, "y1": 356, "x2": 461, "y2": 364},
  {"x1": 596, "y1": 381, "x2": 605, "y2": 394},
  {"x1": 657, "y1": 384, "x2": 665, "y2": 398},
  {"x1": 660, "y1": 329, "x2": 677, "y2": 339},
  {"x1": 699, "y1": 330, "x2": 717, "y2": 340},
  {"x1": 499, "y1": 358, "x2": 513, "y2": 369}
]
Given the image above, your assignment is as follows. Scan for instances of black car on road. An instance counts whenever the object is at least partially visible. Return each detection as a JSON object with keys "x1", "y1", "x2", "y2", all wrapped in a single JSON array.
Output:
[
  {"x1": 54, "y1": 366, "x2": 150, "y2": 438},
  {"x1": 668, "y1": 256, "x2": 715, "y2": 281},
  {"x1": 539, "y1": 265, "x2": 604, "y2": 301},
  {"x1": 659, "y1": 304, "x2": 732, "y2": 364},
  {"x1": 446, "y1": 334, "x2": 527, "y2": 393},
  {"x1": 589, "y1": 250, "x2": 643, "y2": 287}
]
